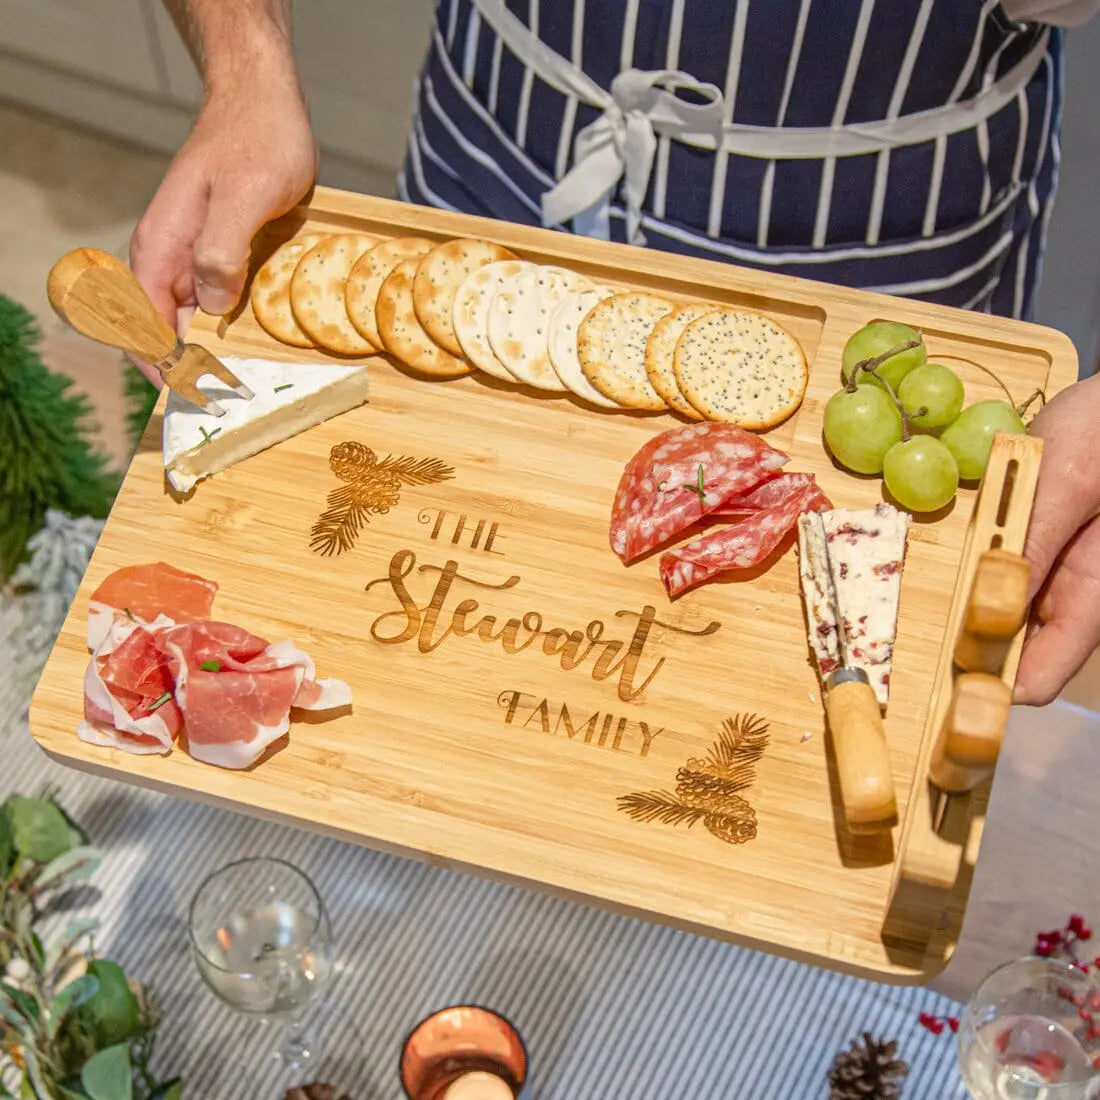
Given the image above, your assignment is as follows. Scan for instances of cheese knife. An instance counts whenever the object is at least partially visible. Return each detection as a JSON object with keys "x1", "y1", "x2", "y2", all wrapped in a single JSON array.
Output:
[
  {"x1": 818, "y1": 516, "x2": 899, "y2": 834},
  {"x1": 46, "y1": 247, "x2": 253, "y2": 416}
]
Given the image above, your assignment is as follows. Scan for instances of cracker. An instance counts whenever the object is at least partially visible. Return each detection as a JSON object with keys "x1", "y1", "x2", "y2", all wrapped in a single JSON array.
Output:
[
  {"x1": 413, "y1": 238, "x2": 519, "y2": 357},
  {"x1": 577, "y1": 292, "x2": 677, "y2": 411},
  {"x1": 452, "y1": 259, "x2": 535, "y2": 381},
  {"x1": 346, "y1": 236, "x2": 435, "y2": 351},
  {"x1": 249, "y1": 232, "x2": 330, "y2": 348},
  {"x1": 644, "y1": 303, "x2": 721, "y2": 420},
  {"x1": 289, "y1": 233, "x2": 378, "y2": 355},
  {"x1": 486, "y1": 266, "x2": 591, "y2": 391},
  {"x1": 673, "y1": 308, "x2": 808, "y2": 429},
  {"x1": 376, "y1": 258, "x2": 473, "y2": 377},
  {"x1": 547, "y1": 286, "x2": 619, "y2": 408}
]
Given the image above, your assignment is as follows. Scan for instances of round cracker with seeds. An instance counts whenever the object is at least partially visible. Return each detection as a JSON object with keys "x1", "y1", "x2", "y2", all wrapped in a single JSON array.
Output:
[
  {"x1": 413, "y1": 238, "x2": 519, "y2": 357},
  {"x1": 289, "y1": 233, "x2": 378, "y2": 355},
  {"x1": 486, "y1": 266, "x2": 592, "y2": 391},
  {"x1": 547, "y1": 286, "x2": 619, "y2": 408},
  {"x1": 645, "y1": 303, "x2": 722, "y2": 420},
  {"x1": 250, "y1": 232, "x2": 330, "y2": 348},
  {"x1": 376, "y1": 258, "x2": 473, "y2": 378},
  {"x1": 673, "y1": 308, "x2": 808, "y2": 429},
  {"x1": 452, "y1": 259, "x2": 534, "y2": 381},
  {"x1": 577, "y1": 292, "x2": 678, "y2": 411},
  {"x1": 346, "y1": 236, "x2": 435, "y2": 351}
]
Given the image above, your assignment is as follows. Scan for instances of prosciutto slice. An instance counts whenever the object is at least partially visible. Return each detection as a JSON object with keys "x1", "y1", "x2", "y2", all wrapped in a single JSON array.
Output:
[
  {"x1": 660, "y1": 475, "x2": 832, "y2": 597},
  {"x1": 79, "y1": 563, "x2": 351, "y2": 769},
  {"x1": 87, "y1": 562, "x2": 217, "y2": 651},
  {"x1": 610, "y1": 423, "x2": 788, "y2": 564},
  {"x1": 157, "y1": 623, "x2": 352, "y2": 770}
]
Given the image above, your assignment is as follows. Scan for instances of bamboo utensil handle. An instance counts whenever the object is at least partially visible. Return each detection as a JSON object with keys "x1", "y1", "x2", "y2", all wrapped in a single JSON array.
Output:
[
  {"x1": 953, "y1": 549, "x2": 1030, "y2": 674},
  {"x1": 929, "y1": 673, "x2": 1011, "y2": 791},
  {"x1": 46, "y1": 247, "x2": 177, "y2": 364},
  {"x1": 826, "y1": 676, "x2": 899, "y2": 833}
]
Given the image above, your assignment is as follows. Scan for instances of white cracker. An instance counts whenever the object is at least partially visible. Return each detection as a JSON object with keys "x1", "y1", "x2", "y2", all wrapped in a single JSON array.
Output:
[
  {"x1": 452, "y1": 259, "x2": 535, "y2": 381},
  {"x1": 486, "y1": 266, "x2": 592, "y2": 391},
  {"x1": 547, "y1": 287, "x2": 620, "y2": 408}
]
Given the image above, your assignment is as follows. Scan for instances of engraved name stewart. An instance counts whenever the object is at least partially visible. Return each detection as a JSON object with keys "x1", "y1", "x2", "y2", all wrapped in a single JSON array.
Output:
[
  {"x1": 498, "y1": 691, "x2": 665, "y2": 757},
  {"x1": 363, "y1": 550, "x2": 721, "y2": 703}
]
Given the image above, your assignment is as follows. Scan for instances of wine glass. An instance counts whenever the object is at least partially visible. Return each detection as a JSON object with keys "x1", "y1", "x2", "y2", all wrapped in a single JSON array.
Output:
[
  {"x1": 189, "y1": 856, "x2": 334, "y2": 1069},
  {"x1": 957, "y1": 956, "x2": 1100, "y2": 1099}
]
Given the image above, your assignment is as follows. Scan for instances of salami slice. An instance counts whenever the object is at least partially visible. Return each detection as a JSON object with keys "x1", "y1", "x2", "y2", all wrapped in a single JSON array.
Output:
[
  {"x1": 610, "y1": 423, "x2": 789, "y2": 563},
  {"x1": 712, "y1": 472, "x2": 825, "y2": 517},
  {"x1": 659, "y1": 477, "x2": 831, "y2": 597}
]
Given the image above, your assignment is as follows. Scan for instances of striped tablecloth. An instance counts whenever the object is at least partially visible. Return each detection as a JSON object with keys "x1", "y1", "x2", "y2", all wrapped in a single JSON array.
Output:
[{"x1": 1, "y1": 590, "x2": 973, "y2": 1099}]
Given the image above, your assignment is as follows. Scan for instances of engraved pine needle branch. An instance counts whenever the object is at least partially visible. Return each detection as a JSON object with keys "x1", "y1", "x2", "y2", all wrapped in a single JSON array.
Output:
[
  {"x1": 310, "y1": 442, "x2": 455, "y2": 556},
  {"x1": 617, "y1": 714, "x2": 770, "y2": 846}
]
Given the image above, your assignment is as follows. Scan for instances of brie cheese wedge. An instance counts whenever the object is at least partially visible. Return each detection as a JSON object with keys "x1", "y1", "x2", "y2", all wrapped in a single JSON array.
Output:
[
  {"x1": 797, "y1": 502, "x2": 910, "y2": 707},
  {"x1": 162, "y1": 355, "x2": 370, "y2": 493}
]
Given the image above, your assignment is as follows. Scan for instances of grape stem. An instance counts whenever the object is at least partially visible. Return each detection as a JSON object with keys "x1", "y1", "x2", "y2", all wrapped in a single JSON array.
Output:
[
  {"x1": 849, "y1": 339, "x2": 927, "y2": 442},
  {"x1": 1016, "y1": 387, "x2": 1047, "y2": 421}
]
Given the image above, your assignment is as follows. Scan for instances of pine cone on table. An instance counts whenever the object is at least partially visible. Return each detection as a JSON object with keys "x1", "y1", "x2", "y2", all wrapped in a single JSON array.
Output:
[
  {"x1": 283, "y1": 1084, "x2": 351, "y2": 1100},
  {"x1": 828, "y1": 1033, "x2": 909, "y2": 1099}
]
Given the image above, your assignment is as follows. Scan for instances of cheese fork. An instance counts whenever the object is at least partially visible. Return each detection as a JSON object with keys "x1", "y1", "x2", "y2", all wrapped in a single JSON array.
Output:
[{"x1": 46, "y1": 247, "x2": 253, "y2": 416}]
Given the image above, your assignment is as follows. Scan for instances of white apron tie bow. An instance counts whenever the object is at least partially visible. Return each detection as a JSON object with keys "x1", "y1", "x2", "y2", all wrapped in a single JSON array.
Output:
[{"x1": 541, "y1": 70, "x2": 725, "y2": 246}]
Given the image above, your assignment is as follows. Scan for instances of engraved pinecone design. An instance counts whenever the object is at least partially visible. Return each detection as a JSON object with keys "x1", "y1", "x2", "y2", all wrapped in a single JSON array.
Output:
[
  {"x1": 350, "y1": 469, "x2": 402, "y2": 514},
  {"x1": 330, "y1": 441, "x2": 377, "y2": 482},
  {"x1": 828, "y1": 1034, "x2": 909, "y2": 1100},
  {"x1": 676, "y1": 759, "x2": 751, "y2": 809},
  {"x1": 703, "y1": 807, "x2": 758, "y2": 845}
]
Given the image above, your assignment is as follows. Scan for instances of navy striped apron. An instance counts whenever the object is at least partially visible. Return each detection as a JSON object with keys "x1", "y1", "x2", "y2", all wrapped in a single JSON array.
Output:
[{"x1": 398, "y1": 0, "x2": 1063, "y2": 321}]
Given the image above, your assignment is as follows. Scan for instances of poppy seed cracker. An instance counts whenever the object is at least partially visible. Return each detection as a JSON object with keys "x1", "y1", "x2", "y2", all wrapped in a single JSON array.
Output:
[
  {"x1": 644, "y1": 302, "x2": 720, "y2": 420},
  {"x1": 673, "y1": 308, "x2": 808, "y2": 429},
  {"x1": 412, "y1": 238, "x2": 518, "y2": 357},
  {"x1": 288, "y1": 232, "x2": 378, "y2": 356},
  {"x1": 377, "y1": 258, "x2": 473, "y2": 377},
  {"x1": 250, "y1": 232, "x2": 330, "y2": 348},
  {"x1": 577, "y1": 292, "x2": 678, "y2": 411},
  {"x1": 346, "y1": 236, "x2": 435, "y2": 351}
]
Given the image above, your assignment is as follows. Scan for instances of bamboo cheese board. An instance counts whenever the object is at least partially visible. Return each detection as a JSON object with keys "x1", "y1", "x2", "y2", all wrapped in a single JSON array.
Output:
[{"x1": 29, "y1": 187, "x2": 1079, "y2": 982}]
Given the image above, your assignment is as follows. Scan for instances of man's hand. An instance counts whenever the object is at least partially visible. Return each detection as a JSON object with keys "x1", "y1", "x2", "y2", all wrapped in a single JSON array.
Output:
[
  {"x1": 130, "y1": 1, "x2": 316, "y2": 385},
  {"x1": 1016, "y1": 373, "x2": 1100, "y2": 705}
]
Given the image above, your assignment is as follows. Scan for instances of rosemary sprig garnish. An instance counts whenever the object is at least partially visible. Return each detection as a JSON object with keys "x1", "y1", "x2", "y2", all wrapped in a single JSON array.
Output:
[
  {"x1": 124, "y1": 608, "x2": 135, "y2": 621},
  {"x1": 199, "y1": 661, "x2": 221, "y2": 673},
  {"x1": 197, "y1": 426, "x2": 222, "y2": 448},
  {"x1": 658, "y1": 463, "x2": 709, "y2": 504},
  {"x1": 273, "y1": 383, "x2": 294, "y2": 393},
  {"x1": 147, "y1": 692, "x2": 172, "y2": 712}
]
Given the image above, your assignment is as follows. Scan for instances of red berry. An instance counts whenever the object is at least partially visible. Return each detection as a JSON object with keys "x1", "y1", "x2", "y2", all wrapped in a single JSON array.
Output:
[
  {"x1": 1093, "y1": 1055, "x2": 1100, "y2": 1071},
  {"x1": 996, "y1": 1028, "x2": 1013, "y2": 1054},
  {"x1": 1080, "y1": 1007, "x2": 1094, "y2": 1023},
  {"x1": 947, "y1": 1017, "x2": 960, "y2": 1033},
  {"x1": 1030, "y1": 1050, "x2": 1066, "y2": 1080},
  {"x1": 1089, "y1": 993, "x2": 1100, "y2": 1012},
  {"x1": 1080, "y1": 927, "x2": 1093, "y2": 942},
  {"x1": 1069, "y1": 915, "x2": 1086, "y2": 935},
  {"x1": 930, "y1": 1022, "x2": 945, "y2": 1036},
  {"x1": 1036, "y1": 942, "x2": 1054, "y2": 957}
]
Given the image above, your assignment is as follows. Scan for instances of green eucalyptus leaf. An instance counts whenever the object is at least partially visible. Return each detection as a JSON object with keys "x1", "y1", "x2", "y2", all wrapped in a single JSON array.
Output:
[
  {"x1": 8, "y1": 797, "x2": 71, "y2": 863},
  {"x1": 45, "y1": 919, "x2": 99, "y2": 974},
  {"x1": 1, "y1": 984, "x2": 39, "y2": 1024},
  {"x1": 34, "y1": 847, "x2": 102, "y2": 891},
  {"x1": 47, "y1": 975, "x2": 100, "y2": 1037},
  {"x1": 80, "y1": 1043, "x2": 132, "y2": 1100},
  {"x1": 0, "y1": 994, "x2": 27, "y2": 1027},
  {"x1": 148, "y1": 1080, "x2": 183, "y2": 1100},
  {"x1": 73, "y1": 961, "x2": 140, "y2": 1047}
]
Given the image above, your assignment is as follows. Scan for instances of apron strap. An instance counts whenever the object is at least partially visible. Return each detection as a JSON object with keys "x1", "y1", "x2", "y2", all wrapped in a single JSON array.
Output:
[{"x1": 470, "y1": 0, "x2": 1050, "y2": 245}]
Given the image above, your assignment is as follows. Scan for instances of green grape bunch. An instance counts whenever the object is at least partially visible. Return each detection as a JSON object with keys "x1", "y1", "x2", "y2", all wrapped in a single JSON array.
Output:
[{"x1": 822, "y1": 320, "x2": 1031, "y2": 515}]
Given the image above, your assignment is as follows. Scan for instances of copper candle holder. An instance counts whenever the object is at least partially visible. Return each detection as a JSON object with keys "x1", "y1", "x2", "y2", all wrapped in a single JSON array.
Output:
[{"x1": 399, "y1": 1004, "x2": 529, "y2": 1100}]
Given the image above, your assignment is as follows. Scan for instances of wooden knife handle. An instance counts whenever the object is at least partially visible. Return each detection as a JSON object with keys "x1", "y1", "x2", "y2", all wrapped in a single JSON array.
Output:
[
  {"x1": 826, "y1": 678, "x2": 899, "y2": 833},
  {"x1": 46, "y1": 247, "x2": 177, "y2": 364},
  {"x1": 953, "y1": 549, "x2": 1030, "y2": 674},
  {"x1": 928, "y1": 672, "x2": 1012, "y2": 794}
]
